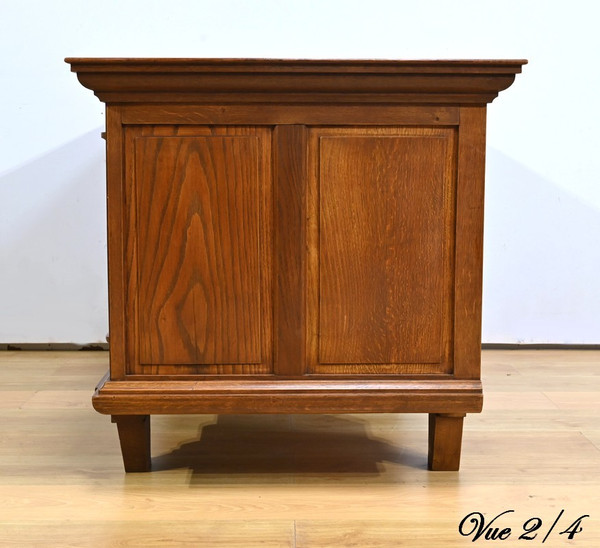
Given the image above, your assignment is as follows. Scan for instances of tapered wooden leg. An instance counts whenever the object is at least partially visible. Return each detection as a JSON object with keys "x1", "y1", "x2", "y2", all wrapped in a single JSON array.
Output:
[
  {"x1": 112, "y1": 415, "x2": 151, "y2": 472},
  {"x1": 428, "y1": 413, "x2": 465, "y2": 471}
]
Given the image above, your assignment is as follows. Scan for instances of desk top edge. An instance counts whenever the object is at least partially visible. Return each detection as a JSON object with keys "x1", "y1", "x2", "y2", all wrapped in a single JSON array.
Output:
[{"x1": 66, "y1": 57, "x2": 527, "y2": 73}]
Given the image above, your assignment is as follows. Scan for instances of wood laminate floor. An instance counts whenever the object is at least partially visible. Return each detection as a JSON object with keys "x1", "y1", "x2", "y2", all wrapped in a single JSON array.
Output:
[{"x1": 0, "y1": 350, "x2": 598, "y2": 547}]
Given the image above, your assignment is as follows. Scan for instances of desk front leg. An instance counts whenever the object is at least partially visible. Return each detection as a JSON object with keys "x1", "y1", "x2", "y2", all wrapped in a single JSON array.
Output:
[
  {"x1": 428, "y1": 413, "x2": 465, "y2": 471},
  {"x1": 112, "y1": 415, "x2": 151, "y2": 472}
]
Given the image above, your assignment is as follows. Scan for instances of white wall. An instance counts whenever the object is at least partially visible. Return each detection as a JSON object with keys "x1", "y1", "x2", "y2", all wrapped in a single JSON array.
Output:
[{"x1": 1, "y1": 0, "x2": 599, "y2": 344}]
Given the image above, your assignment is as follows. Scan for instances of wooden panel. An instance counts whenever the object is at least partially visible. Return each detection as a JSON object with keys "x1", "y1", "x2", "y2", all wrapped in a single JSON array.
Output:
[
  {"x1": 126, "y1": 127, "x2": 273, "y2": 373},
  {"x1": 453, "y1": 107, "x2": 487, "y2": 380},
  {"x1": 105, "y1": 107, "x2": 127, "y2": 380},
  {"x1": 120, "y1": 105, "x2": 459, "y2": 126},
  {"x1": 273, "y1": 126, "x2": 307, "y2": 376},
  {"x1": 308, "y1": 128, "x2": 456, "y2": 374}
]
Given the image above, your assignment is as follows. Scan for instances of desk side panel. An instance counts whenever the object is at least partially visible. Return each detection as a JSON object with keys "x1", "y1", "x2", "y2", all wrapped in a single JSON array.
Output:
[{"x1": 123, "y1": 125, "x2": 273, "y2": 375}]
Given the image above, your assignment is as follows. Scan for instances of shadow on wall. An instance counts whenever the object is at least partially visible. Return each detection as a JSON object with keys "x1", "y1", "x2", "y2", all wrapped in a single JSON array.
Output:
[
  {"x1": 483, "y1": 148, "x2": 600, "y2": 344},
  {"x1": 0, "y1": 129, "x2": 108, "y2": 344}
]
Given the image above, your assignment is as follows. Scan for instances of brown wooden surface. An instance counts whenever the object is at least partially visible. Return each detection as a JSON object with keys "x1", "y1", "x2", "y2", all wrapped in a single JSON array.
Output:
[
  {"x1": 135, "y1": 134, "x2": 262, "y2": 365},
  {"x1": 311, "y1": 128, "x2": 455, "y2": 372},
  {"x1": 66, "y1": 57, "x2": 529, "y2": 71},
  {"x1": 66, "y1": 58, "x2": 527, "y2": 105},
  {"x1": 66, "y1": 58, "x2": 526, "y2": 472},
  {"x1": 105, "y1": 107, "x2": 127, "y2": 380},
  {"x1": 93, "y1": 377, "x2": 483, "y2": 415},
  {"x1": 124, "y1": 126, "x2": 273, "y2": 375},
  {"x1": 120, "y1": 104, "x2": 460, "y2": 126},
  {"x1": 273, "y1": 126, "x2": 307, "y2": 376},
  {"x1": 428, "y1": 413, "x2": 465, "y2": 470},
  {"x1": 112, "y1": 415, "x2": 151, "y2": 472},
  {"x1": 1, "y1": 350, "x2": 599, "y2": 547},
  {"x1": 453, "y1": 107, "x2": 487, "y2": 380}
]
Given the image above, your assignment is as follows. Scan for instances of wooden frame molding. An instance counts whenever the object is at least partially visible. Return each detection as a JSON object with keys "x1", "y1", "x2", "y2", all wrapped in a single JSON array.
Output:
[{"x1": 66, "y1": 58, "x2": 525, "y2": 105}]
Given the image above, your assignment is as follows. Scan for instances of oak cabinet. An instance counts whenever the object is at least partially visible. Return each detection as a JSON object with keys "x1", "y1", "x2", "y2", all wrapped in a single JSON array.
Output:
[{"x1": 67, "y1": 58, "x2": 525, "y2": 472}]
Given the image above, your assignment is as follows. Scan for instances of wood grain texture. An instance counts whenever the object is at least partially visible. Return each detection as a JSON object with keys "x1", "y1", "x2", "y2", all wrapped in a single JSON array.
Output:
[
  {"x1": 66, "y1": 58, "x2": 526, "y2": 105},
  {"x1": 120, "y1": 104, "x2": 460, "y2": 126},
  {"x1": 66, "y1": 59, "x2": 526, "y2": 472},
  {"x1": 0, "y1": 521, "x2": 294, "y2": 548},
  {"x1": 112, "y1": 415, "x2": 151, "y2": 472},
  {"x1": 105, "y1": 107, "x2": 127, "y2": 380},
  {"x1": 124, "y1": 126, "x2": 273, "y2": 374},
  {"x1": 308, "y1": 128, "x2": 456, "y2": 374},
  {"x1": 453, "y1": 108, "x2": 487, "y2": 380},
  {"x1": 1, "y1": 350, "x2": 599, "y2": 548},
  {"x1": 428, "y1": 413, "x2": 465, "y2": 470},
  {"x1": 136, "y1": 134, "x2": 261, "y2": 365},
  {"x1": 273, "y1": 126, "x2": 307, "y2": 376},
  {"x1": 92, "y1": 377, "x2": 483, "y2": 415}
]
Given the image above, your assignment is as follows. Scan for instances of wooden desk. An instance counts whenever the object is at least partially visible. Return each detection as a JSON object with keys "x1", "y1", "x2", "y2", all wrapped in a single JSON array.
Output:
[{"x1": 67, "y1": 58, "x2": 525, "y2": 472}]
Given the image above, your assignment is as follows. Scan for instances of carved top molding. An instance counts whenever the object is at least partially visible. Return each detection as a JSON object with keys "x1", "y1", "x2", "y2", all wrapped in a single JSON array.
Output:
[{"x1": 66, "y1": 58, "x2": 527, "y2": 105}]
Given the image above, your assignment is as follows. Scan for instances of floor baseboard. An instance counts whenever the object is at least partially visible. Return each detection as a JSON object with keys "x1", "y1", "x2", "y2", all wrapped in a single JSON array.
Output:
[
  {"x1": 1, "y1": 343, "x2": 599, "y2": 352},
  {"x1": 0, "y1": 343, "x2": 109, "y2": 351},
  {"x1": 481, "y1": 343, "x2": 600, "y2": 350}
]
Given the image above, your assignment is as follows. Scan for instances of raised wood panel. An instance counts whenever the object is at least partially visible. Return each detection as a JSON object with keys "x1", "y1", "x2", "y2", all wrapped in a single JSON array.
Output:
[
  {"x1": 136, "y1": 135, "x2": 261, "y2": 365},
  {"x1": 125, "y1": 126, "x2": 273, "y2": 374},
  {"x1": 308, "y1": 128, "x2": 456, "y2": 375}
]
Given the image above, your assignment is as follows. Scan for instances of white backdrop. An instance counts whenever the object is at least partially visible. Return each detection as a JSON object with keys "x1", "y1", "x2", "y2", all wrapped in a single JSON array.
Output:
[{"x1": 1, "y1": 0, "x2": 599, "y2": 344}]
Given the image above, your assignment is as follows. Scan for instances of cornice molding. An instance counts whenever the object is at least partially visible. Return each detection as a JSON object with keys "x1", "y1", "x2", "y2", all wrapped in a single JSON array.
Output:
[{"x1": 66, "y1": 58, "x2": 527, "y2": 105}]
